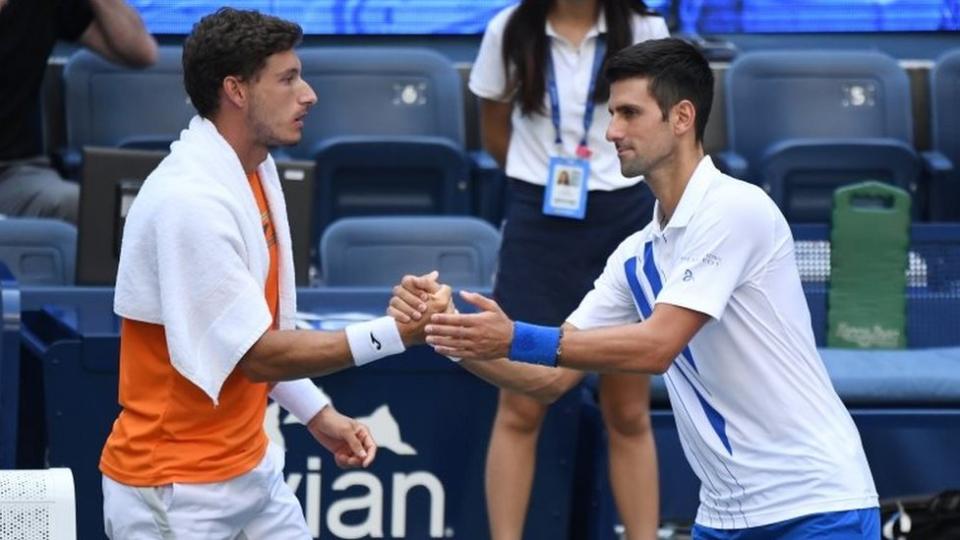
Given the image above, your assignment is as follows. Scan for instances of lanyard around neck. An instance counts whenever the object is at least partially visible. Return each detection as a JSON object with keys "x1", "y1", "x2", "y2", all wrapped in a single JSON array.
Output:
[{"x1": 546, "y1": 34, "x2": 607, "y2": 158}]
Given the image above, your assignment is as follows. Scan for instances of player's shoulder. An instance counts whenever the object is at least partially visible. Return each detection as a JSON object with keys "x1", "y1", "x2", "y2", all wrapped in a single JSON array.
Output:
[{"x1": 699, "y1": 173, "x2": 780, "y2": 230}]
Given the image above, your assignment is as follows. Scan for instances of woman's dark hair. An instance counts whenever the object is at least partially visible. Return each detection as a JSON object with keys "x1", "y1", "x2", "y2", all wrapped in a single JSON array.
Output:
[
  {"x1": 500, "y1": 0, "x2": 658, "y2": 116},
  {"x1": 183, "y1": 8, "x2": 302, "y2": 118}
]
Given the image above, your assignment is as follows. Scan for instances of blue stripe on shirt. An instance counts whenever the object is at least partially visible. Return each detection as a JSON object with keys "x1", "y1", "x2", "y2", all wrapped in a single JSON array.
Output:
[
  {"x1": 643, "y1": 242, "x2": 699, "y2": 373},
  {"x1": 624, "y1": 244, "x2": 732, "y2": 455}
]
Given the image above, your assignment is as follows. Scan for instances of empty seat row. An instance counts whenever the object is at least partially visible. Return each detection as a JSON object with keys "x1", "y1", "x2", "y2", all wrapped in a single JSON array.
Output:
[
  {"x1": 63, "y1": 46, "x2": 473, "y2": 242},
  {"x1": 60, "y1": 46, "x2": 960, "y2": 238},
  {"x1": 0, "y1": 215, "x2": 501, "y2": 288},
  {"x1": 718, "y1": 48, "x2": 960, "y2": 222}
]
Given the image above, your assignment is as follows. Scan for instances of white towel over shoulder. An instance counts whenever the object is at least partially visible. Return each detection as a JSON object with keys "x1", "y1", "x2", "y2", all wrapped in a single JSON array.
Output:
[{"x1": 114, "y1": 116, "x2": 297, "y2": 404}]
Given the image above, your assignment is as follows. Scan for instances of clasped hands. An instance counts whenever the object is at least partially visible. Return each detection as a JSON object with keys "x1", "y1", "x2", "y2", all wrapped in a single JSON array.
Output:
[{"x1": 388, "y1": 271, "x2": 515, "y2": 361}]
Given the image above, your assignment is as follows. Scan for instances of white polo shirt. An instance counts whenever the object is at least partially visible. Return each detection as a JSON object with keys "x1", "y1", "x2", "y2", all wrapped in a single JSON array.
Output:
[
  {"x1": 568, "y1": 157, "x2": 877, "y2": 529},
  {"x1": 468, "y1": 5, "x2": 669, "y2": 191}
]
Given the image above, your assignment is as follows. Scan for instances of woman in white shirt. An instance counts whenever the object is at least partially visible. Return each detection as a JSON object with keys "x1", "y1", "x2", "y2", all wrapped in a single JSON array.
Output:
[{"x1": 468, "y1": 1, "x2": 669, "y2": 538}]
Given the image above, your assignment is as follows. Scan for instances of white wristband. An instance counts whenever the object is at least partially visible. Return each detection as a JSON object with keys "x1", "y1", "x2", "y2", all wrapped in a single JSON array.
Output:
[
  {"x1": 345, "y1": 316, "x2": 406, "y2": 366},
  {"x1": 269, "y1": 379, "x2": 331, "y2": 424}
]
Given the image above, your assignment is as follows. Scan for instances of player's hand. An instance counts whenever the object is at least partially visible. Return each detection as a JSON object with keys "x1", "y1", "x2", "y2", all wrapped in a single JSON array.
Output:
[
  {"x1": 306, "y1": 405, "x2": 377, "y2": 469},
  {"x1": 389, "y1": 271, "x2": 453, "y2": 345},
  {"x1": 425, "y1": 291, "x2": 514, "y2": 361},
  {"x1": 389, "y1": 271, "x2": 441, "y2": 322}
]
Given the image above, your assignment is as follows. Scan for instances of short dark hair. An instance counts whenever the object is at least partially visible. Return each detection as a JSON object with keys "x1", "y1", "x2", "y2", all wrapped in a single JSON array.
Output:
[
  {"x1": 183, "y1": 8, "x2": 302, "y2": 118},
  {"x1": 605, "y1": 38, "x2": 714, "y2": 142}
]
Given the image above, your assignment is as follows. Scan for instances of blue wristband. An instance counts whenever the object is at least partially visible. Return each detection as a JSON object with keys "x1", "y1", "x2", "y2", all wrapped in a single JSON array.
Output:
[{"x1": 508, "y1": 322, "x2": 560, "y2": 367}]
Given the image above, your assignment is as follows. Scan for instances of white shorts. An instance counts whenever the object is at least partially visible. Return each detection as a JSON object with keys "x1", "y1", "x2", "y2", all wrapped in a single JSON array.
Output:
[{"x1": 102, "y1": 443, "x2": 310, "y2": 539}]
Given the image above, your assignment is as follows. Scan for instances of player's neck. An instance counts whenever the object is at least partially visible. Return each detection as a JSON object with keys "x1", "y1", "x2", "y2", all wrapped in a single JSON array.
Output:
[
  {"x1": 646, "y1": 145, "x2": 705, "y2": 226},
  {"x1": 212, "y1": 114, "x2": 269, "y2": 175}
]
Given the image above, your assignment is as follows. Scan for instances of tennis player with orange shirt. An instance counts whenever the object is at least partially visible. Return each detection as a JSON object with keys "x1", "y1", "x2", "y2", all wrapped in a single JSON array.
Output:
[{"x1": 99, "y1": 9, "x2": 449, "y2": 537}]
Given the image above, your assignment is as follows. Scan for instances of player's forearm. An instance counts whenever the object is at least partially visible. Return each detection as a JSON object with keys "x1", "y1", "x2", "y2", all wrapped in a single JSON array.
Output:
[
  {"x1": 88, "y1": 0, "x2": 157, "y2": 66},
  {"x1": 240, "y1": 329, "x2": 354, "y2": 382},
  {"x1": 558, "y1": 324, "x2": 677, "y2": 375},
  {"x1": 458, "y1": 357, "x2": 579, "y2": 403}
]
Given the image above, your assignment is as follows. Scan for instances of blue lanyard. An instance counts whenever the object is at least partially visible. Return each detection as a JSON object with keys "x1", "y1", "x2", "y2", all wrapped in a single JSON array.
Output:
[{"x1": 546, "y1": 34, "x2": 607, "y2": 157}]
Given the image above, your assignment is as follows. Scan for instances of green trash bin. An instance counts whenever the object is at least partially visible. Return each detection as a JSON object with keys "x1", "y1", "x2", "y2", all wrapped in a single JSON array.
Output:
[{"x1": 827, "y1": 181, "x2": 910, "y2": 349}]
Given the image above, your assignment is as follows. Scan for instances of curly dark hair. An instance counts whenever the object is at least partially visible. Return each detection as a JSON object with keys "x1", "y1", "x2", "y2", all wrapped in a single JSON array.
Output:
[{"x1": 182, "y1": 8, "x2": 303, "y2": 118}]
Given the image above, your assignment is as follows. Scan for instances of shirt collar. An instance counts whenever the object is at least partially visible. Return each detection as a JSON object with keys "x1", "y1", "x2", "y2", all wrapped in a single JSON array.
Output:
[
  {"x1": 652, "y1": 155, "x2": 719, "y2": 234},
  {"x1": 545, "y1": 8, "x2": 606, "y2": 43}
]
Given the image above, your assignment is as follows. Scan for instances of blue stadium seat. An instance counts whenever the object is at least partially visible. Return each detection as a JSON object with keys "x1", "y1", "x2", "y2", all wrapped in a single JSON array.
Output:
[
  {"x1": 294, "y1": 47, "x2": 465, "y2": 157},
  {"x1": 320, "y1": 216, "x2": 500, "y2": 287},
  {"x1": 0, "y1": 218, "x2": 76, "y2": 285},
  {"x1": 925, "y1": 48, "x2": 960, "y2": 221},
  {"x1": 763, "y1": 138, "x2": 920, "y2": 223},
  {"x1": 62, "y1": 46, "x2": 192, "y2": 175},
  {"x1": 294, "y1": 47, "x2": 471, "y2": 240},
  {"x1": 313, "y1": 136, "x2": 471, "y2": 241},
  {"x1": 0, "y1": 263, "x2": 19, "y2": 468},
  {"x1": 719, "y1": 50, "x2": 920, "y2": 221}
]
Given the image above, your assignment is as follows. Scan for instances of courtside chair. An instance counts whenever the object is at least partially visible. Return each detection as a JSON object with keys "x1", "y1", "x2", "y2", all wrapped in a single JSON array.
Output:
[
  {"x1": 925, "y1": 48, "x2": 960, "y2": 221},
  {"x1": 62, "y1": 46, "x2": 192, "y2": 176},
  {"x1": 319, "y1": 216, "x2": 500, "y2": 287},
  {"x1": 718, "y1": 50, "x2": 921, "y2": 222},
  {"x1": 0, "y1": 218, "x2": 76, "y2": 285},
  {"x1": 295, "y1": 47, "x2": 472, "y2": 244}
]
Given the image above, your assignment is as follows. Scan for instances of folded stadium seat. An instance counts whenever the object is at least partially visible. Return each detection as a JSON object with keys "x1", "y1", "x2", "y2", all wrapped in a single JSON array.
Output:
[
  {"x1": 925, "y1": 48, "x2": 960, "y2": 221},
  {"x1": 313, "y1": 136, "x2": 471, "y2": 236},
  {"x1": 0, "y1": 218, "x2": 76, "y2": 285},
  {"x1": 469, "y1": 150, "x2": 508, "y2": 226},
  {"x1": 319, "y1": 216, "x2": 500, "y2": 287},
  {"x1": 718, "y1": 50, "x2": 922, "y2": 222},
  {"x1": 0, "y1": 263, "x2": 19, "y2": 468},
  {"x1": 61, "y1": 46, "x2": 193, "y2": 177},
  {"x1": 295, "y1": 48, "x2": 472, "y2": 245},
  {"x1": 763, "y1": 138, "x2": 919, "y2": 223}
]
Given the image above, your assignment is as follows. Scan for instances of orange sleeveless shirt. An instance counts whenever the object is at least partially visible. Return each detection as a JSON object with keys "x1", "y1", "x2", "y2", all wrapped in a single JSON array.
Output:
[{"x1": 100, "y1": 171, "x2": 280, "y2": 485}]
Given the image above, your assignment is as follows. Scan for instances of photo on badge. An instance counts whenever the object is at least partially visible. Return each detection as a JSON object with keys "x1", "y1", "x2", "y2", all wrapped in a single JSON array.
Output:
[{"x1": 543, "y1": 156, "x2": 589, "y2": 219}]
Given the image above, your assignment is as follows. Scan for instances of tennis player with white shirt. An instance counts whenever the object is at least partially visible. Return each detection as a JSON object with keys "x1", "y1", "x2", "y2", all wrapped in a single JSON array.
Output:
[{"x1": 392, "y1": 38, "x2": 878, "y2": 538}]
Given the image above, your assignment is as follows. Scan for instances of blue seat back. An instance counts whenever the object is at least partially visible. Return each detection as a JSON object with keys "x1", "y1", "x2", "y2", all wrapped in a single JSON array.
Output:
[
  {"x1": 0, "y1": 264, "x2": 19, "y2": 468},
  {"x1": 321, "y1": 216, "x2": 499, "y2": 287},
  {"x1": 763, "y1": 138, "x2": 920, "y2": 222},
  {"x1": 293, "y1": 47, "x2": 464, "y2": 159},
  {"x1": 0, "y1": 218, "x2": 76, "y2": 285},
  {"x1": 313, "y1": 136, "x2": 471, "y2": 242},
  {"x1": 725, "y1": 50, "x2": 913, "y2": 183},
  {"x1": 930, "y1": 49, "x2": 960, "y2": 174},
  {"x1": 64, "y1": 46, "x2": 192, "y2": 154}
]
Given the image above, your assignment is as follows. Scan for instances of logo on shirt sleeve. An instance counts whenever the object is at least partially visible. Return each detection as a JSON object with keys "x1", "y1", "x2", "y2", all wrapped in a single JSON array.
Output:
[{"x1": 683, "y1": 269, "x2": 695, "y2": 282}]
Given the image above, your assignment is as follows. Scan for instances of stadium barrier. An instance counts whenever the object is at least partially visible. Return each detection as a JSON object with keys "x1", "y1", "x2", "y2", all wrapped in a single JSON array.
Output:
[{"x1": 6, "y1": 280, "x2": 960, "y2": 538}]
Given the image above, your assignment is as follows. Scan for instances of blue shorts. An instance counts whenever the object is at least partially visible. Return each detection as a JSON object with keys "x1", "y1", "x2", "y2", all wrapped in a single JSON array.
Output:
[{"x1": 692, "y1": 508, "x2": 880, "y2": 539}]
